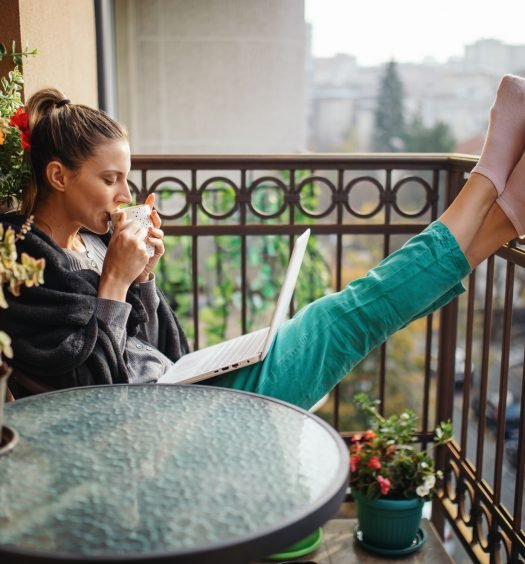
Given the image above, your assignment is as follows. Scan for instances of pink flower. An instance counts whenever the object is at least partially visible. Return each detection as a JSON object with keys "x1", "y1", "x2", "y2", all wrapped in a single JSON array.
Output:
[
  {"x1": 350, "y1": 455, "x2": 361, "y2": 473},
  {"x1": 368, "y1": 456, "x2": 381, "y2": 470},
  {"x1": 377, "y1": 475, "x2": 391, "y2": 496},
  {"x1": 364, "y1": 430, "x2": 376, "y2": 441},
  {"x1": 351, "y1": 433, "x2": 363, "y2": 443}
]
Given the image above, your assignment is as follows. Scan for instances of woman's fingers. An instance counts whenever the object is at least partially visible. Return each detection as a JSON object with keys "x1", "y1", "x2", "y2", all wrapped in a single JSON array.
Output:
[
  {"x1": 148, "y1": 238, "x2": 164, "y2": 258},
  {"x1": 111, "y1": 211, "x2": 126, "y2": 233},
  {"x1": 147, "y1": 226, "x2": 164, "y2": 257},
  {"x1": 144, "y1": 194, "x2": 162, "y2": 228},
  {"x1": 151, "y1": 209, "x2": 162, "y2": 228},
  {"x1": 148, "y1": 226, "x2": 163, "y2": 239},
  {"x1": 145, "y1": 193, "x2": 156, "y2": 213},
  {"x1": 113, "y1": 220, "x2": 149, "y2": 254}
]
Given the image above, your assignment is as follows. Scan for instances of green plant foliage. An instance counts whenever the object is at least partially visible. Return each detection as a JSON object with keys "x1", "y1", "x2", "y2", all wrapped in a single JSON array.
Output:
[
  {"x1": 155, "y1": 172, "x2": 332, "y2": 345},
  {"x1": 156, "y1": 220, "x2": 195, "y2": 340},
  {"x1": 0, "y1": 43, "x2": 44, "y2": 363},
  {"x1": 0, "y1": 42, "x2": 37, "y2": 66},
  {"x1": 0, "y1": 218, "x2": 45, "y2": 360},
  {"x1": 350, "y1": 393, "x2": 452, "y2": 501},
  {"x1": 403, "y1": 114, "x2": 456, "y2": 153},
  {"x1": 0, "y1": 66, "x2": 32, "y2": 205},
  {"x1": 372, "y1": 61, "x2": 405, "y2": 152},
  {"x1": 372, "y1": 61, "x2": 456, "y2": 154},
  {"x1": 0, "y1": 40, "x2": 37, "y2": 206}
]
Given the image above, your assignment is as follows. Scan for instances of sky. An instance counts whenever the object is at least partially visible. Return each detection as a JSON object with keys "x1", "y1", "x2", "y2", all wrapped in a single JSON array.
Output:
[{"x1": 305, "y1": 0, "x2": 525, "y2": 66}]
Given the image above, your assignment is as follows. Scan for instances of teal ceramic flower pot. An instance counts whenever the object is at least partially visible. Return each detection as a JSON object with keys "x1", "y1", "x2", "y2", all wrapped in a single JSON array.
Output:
[{"x1": 353, "y1": 491, "x2": 424, "y2": 550}]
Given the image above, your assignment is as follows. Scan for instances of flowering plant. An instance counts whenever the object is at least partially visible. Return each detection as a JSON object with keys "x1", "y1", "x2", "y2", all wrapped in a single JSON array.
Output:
[
  {"x1": 0, "y1": 44, "x2": 43, "y2": 366},
  {"x1": 349, "y1": 393, "x2": 453, "y2": 501},
  {"x1": 0, "y1": 66, "x2": 32, "y2": 207},
  {"x1": 0, "y1": 217, "x2": 45, "y2": 362}
]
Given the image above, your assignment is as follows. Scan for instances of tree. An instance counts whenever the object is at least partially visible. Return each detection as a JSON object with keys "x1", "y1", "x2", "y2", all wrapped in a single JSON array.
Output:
[
  {"x1": 372, "y1": 61, "x2": 405, "y2": 152},
  {"x1": 403, "y1": 114, "x2": 456, "y2": 153}
]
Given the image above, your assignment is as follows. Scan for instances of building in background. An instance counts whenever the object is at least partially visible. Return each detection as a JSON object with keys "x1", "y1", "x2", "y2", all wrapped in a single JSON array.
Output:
[
  {"x1": 462, "y1": 38, "x2": 525, "y2": 75},
  {"x1": 309, "y1": 39, "x2": 525, "y2": 154},
  {"x1": 114, "y1": 0, "x2": 307, "y2": 154},
  {"x1": 2, "y1": 1, "x2": 522, "y2": 159}
]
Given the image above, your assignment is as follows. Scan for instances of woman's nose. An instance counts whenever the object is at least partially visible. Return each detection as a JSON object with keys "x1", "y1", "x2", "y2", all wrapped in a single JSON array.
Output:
[{"x1": 117, "y1": 181, "x2": 132, "y2": 204}]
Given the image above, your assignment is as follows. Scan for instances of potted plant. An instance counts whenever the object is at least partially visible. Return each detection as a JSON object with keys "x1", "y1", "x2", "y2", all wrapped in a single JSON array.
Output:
[
  {"x1": 349, "y1": 393, "x2": 452, "y2": 556},
  {"x1": 0, "y1": 44, "x2": 44, "y2": 449}
]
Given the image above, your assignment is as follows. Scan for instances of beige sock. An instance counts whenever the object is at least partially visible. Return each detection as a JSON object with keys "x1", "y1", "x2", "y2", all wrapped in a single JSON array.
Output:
[
  {"x1": 497, "y1": 149, "x2": 525, "y2": 236},
  {"x1": 471, "y1": 74, "x2": 525, "y2": 195}
]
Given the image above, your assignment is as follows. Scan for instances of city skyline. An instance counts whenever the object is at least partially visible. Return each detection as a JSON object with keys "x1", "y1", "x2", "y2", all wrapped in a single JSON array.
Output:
[{"x1": 305, "y1": 0, "x2": 525, "y2": 66}]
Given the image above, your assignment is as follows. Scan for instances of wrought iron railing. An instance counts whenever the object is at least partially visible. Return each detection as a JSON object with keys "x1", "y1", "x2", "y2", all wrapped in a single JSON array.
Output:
[{"x1": 129, "y1": 153, "x2": 524, "y2": 562}]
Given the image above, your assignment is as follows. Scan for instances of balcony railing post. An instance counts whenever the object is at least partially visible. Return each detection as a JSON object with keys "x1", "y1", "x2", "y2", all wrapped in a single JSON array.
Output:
[
  {"x1": 433, "y1": 297, "x2": 459, "y2": 538},
  {"x1": 432, "y1": 165, "x2": 464, "y2": 538}
]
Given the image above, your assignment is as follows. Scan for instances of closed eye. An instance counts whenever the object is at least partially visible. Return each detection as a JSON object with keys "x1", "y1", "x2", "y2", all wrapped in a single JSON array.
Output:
[{"x1": 104, "y1": 177, "x2": 118, "y2": 186}]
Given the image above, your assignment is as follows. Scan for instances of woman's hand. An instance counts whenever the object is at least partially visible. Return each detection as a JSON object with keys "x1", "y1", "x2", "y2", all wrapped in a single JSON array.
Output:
[
  {"x1": 99, "y1": 213, "x2": 151, "y2": 302},
  {"x1": 134, "y1": 193, "x2": 165, "y2": 284}
]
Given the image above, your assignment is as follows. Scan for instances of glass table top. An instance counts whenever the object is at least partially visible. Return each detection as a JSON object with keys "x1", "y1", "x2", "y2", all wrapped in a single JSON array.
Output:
[{"x1": 0, "y1": 385, "x2": 348, "y2": 560}]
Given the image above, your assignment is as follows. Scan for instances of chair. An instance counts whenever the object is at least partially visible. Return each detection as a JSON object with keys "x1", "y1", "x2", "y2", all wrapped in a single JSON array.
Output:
[{"x1": 7, "y1": 368, "x2": 53, "y2": 399}]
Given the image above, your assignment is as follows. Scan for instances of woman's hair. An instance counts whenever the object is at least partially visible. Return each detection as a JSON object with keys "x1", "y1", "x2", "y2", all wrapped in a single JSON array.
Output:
[{"x1": 21, "y1": 88, "x2": 127, "y2": 214}]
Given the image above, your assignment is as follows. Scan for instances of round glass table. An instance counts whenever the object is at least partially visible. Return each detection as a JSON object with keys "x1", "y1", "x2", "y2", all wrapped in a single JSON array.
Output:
[{"x1": 0, "y1": 385, "x2": 348, "y2": 563}]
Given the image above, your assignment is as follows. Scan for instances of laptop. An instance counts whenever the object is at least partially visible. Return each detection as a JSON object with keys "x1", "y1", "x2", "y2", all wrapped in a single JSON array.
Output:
[{"x1": 158, "y1": 229, "x2": 311, "y2": 385}]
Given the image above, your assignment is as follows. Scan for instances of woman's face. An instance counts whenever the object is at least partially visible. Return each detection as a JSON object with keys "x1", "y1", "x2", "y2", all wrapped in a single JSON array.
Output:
[{"x1": 62, "y1": 139, "x2": 132, "y2": 234}]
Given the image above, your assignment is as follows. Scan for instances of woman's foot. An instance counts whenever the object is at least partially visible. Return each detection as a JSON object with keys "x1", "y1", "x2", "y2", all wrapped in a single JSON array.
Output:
[
  {"x1": 497, "y1": 149, "x2": 525, "y2": 237},
  {"x1": 471, "y1": 74, "x2": 525, "y2": 195}
]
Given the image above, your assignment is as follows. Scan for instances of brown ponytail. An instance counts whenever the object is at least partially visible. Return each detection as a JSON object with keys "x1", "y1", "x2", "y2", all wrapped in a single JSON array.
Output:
[{"x1": 21, "y1": 88, "x2": 127, "y2": 215}]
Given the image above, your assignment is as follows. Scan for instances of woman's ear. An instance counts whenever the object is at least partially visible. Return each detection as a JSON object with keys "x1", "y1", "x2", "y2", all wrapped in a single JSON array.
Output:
[{"x1": 45, "y1": 160, "x2": 68, "y2": 193}]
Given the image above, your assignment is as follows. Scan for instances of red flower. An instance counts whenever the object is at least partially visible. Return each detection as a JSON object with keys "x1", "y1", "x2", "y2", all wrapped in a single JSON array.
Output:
[
  {"x1": 364, "y1": 430, "x2": 376, "y2": 441},
  {"x1": 368, "y1": 456, "x2": 381, "y2": 470},
  {"x1": 386, "y1": 444, "x2": 397, "y2": 455},
  {"x1": 377, "y1": 475, "x2": 391, "y2": 496},
  {"x1": 9, "y1": 107, "x2": 31, "y2": 150},
  {"x1": 19, "y1": 130, "x2": 31, "y2": 150},
  {"x1": 351, "y1": 441, "x2": 362, "y2": 455},
  {"x1": 350, "y1": 455, "x2": 361, "y2": 473}
]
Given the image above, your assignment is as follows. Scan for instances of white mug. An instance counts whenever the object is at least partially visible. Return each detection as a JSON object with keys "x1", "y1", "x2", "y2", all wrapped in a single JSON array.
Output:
[{"x1": 111, "y1": 204, "x2": 155, "y2": 257}]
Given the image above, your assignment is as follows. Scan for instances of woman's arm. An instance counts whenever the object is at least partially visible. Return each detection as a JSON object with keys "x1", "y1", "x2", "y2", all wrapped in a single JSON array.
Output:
[{"x1": 132, "y1": 275, "x2": 161, "y2": 347}]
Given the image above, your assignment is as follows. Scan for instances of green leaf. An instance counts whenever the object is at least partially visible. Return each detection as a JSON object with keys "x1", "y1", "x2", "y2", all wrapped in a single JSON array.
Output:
[{"x1": 366, "y1": 481, "x2": 380, "y2": 500}]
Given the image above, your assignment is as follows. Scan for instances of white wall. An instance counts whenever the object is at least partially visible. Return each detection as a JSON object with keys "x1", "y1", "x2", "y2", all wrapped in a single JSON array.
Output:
[{"x1": 115, "y1": 0, "x2": 307, "y2": 154}]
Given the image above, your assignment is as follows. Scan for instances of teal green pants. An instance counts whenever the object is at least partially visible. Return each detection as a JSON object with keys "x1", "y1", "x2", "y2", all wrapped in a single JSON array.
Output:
[{"x1": 209, "y1": 221, "x2": 471, "y2": 410}]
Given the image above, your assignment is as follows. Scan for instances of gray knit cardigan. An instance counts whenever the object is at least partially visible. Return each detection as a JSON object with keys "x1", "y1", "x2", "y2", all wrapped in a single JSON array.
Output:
[{"x1": 0, "y1": 214, "x2": 189, "y2": 395}]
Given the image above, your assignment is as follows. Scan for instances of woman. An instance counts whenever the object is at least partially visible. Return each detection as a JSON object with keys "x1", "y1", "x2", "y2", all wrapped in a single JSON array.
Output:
[{"x1": 2, "y1": 75, "x2": 525, "y2": 408}]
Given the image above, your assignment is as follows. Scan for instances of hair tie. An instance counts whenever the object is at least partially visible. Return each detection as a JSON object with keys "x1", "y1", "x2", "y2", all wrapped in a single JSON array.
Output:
[{"x1": 56, "y1": 98, "x2": 71, "y2": 108}]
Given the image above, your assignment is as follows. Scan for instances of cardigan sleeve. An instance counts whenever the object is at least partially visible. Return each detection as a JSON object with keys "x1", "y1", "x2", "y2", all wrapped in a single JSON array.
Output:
[
  {"x1": 0, "y1": 219, "x2": 129, "y2": 387},
  {"x1": 132, "y1": 275, "x2": 162, "y2": 348},
  {"x1": 94, "y1": 298, "x2": 132, "y2": 354}
]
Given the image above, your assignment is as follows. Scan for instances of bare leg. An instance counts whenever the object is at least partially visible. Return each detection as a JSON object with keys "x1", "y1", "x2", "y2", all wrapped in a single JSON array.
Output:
[
  {"x1": 464, "y1": 203, "x2": 518, "y2": 269},
  {"x1": 439, "y1": 172, "x2": 498, "y2": 265}
]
